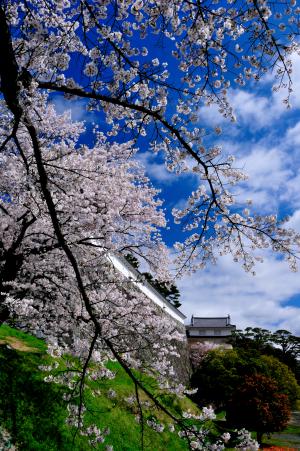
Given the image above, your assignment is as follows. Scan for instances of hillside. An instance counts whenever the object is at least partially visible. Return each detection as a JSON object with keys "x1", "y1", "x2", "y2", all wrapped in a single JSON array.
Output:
[{"x1": 0, "y1": 325, "x2": 204, "y2": 451}]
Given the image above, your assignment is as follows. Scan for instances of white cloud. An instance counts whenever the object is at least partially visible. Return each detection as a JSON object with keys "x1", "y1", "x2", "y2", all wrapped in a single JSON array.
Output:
[
  {"x1": 235, "y1": 144, "x2": 292, "y2": 211},
  {"x1": 201, "y1": 86, "x2": 289, "y2": 131},
  {"x1": 287, "y1": 52, "x2": 300, "y2": 109},
  {"x1": 199, "y1": 52, "x2": 300, "y2": 131},
  {"x1": 202, "y1": 88, "x2": 300, "y2": 213},
  {"x1": 176, "y1": 53, "x2": 300, "y2": 335},
  {"x1": 231, "y1": 90, "x2": 279, "y2": 127},
  {"x1": 232, "y1": 51, "x2": 300, "y2": 126},
  {"x1": 280, "y1": 172, "x2": 300, "y2": 209},
  {"x1": 239, "y1": 146, "x2": 289, "y2": 188},
  {"x1": 136, "y1": 151, "x2": 198, "y2": 185},
  {"x1": 287, "y1": 209, "x2": 300, "y2": 232},
  {"x1": 285, "y1": 121, "x2": 300, "y2": 147},
  {"x1": 177, "y1": 252, "x2": 300, "y2": 335},
  {"x1": 199, "y1": 103, "x2": 227, "y2": 128},
  {"x1": 52, "y1": 95, "x2": 96, "y2": 122},
  {"x1": 282, "y1": 121, "x2": 300, "y2": 211},
  {"x1": 136, "y1": 151, "x2": 175, "y2": 183}
]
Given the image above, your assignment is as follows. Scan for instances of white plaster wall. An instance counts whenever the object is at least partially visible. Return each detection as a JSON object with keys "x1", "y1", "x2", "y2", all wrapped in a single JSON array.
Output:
[{"x1": 108, "y1": 254, "x2": 185, "y2": 324}]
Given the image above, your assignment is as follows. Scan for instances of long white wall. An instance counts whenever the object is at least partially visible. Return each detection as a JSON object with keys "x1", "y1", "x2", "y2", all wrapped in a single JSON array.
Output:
[{"x1": 108, "y1": 253, "x2": 186, "y2": 324}]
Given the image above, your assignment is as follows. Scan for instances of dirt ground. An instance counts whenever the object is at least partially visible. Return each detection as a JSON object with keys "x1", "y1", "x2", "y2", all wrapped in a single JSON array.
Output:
[{"x1": 0, "y1": 337, "x2": 39, "y2": 352}]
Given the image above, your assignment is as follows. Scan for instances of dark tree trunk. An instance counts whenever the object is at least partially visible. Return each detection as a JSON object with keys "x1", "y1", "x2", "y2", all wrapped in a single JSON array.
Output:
[
  {"x1": 257, "y1": 431, "x2": 263, "y2": 444},
  {"x1": 0, "y1": 305, "x2": 10, "y2": 325}
]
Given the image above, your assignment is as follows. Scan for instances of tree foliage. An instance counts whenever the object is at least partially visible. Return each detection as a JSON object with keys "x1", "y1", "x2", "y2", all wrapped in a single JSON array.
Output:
[
  {"x1": 231, "y1": 327, "x2": 300, "y2": 382},
  {"x1": 124, "y1": 254, "x2": 182, "y2": 307},
  {"x1": 190, "y1": 348, "x2": 300, "y2": 410},
  {"x1": 226, "y1": 374, "x2": 291, "y2": 444},
  {"x1": 231, "y1": 327, "x2": 300, "y2": 355},
  {"x1": 143, "y1": 273, "x2": 182, "y2": 308}
]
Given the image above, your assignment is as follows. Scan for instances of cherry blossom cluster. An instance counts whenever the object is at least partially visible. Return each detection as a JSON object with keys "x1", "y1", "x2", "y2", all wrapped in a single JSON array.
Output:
[
  {"x1": 177, "y1": 418, "x2": 259, "y2": 450},
  {"x1": 0, "y1": 88, "x2": 189, "y2": 442},
  {"x1": 146, "y1": 418, "x2": 165, "y2": 433},
  {"x1": 235, "y1": 429, "x2": 260, "y2": 451},
  {"x1": 0, "y1": 91, "x2": 182, "y2": 375},
  {"x1": 2, "y1": 0, "x2": 299, "y2": 277},
  {"x1": 0, "y1": 427, "x2": 17, "y2": 451}
]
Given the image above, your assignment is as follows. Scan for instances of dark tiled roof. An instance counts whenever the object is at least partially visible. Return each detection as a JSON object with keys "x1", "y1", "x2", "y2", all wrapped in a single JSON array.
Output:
[{"x1": 191, "y1": 317, "x2": 231, "y2": 327}]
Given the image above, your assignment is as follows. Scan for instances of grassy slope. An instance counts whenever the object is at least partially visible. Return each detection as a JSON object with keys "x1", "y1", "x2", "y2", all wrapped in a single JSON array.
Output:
[
  {"x1": 262, "y1": 422, "x2": 300, "y2": 449},
  {"x1": 1, "y1": 326, "x2": 300, "y2": 450},
  {"x1": 0, "y1": 325, "x2": 200, "y2": 451}
]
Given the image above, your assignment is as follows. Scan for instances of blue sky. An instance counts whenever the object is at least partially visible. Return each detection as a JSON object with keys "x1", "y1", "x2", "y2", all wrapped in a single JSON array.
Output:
[
  {"x1": 53, "y1": 47, "x2": 300, "y2": 336},
  {"x1": 133, "y1": 52, "x2": 300, "y2": 335}
]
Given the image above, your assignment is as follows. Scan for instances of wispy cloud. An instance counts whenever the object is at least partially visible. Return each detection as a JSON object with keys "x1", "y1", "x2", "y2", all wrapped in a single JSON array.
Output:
[
  {"x1": 287, "y1": 209, "x2": 300, "y2": 232},
  {"x1": 235, "y1": 143, "x2": 293, "y2": 211},
  {"x1": 199, "y1": 52, "x2": 300, "y2": 131},
  {"x1": 176, "y1": 53, "x2": 300, "y2": 333},
  {"x1": 51, "y1": 95, "x2": 96, "y2": 123},
  {"x1": 285, "y1": 121, "x2": 300, "y2": 147},
  {"x1": 178, "y1": 249, "x2": 300, "y2": 334},
  {"x1": 136, "y1": 151, "x2": 175, "y2": 183},
  {"x1": 199, "y1": 87, "x2": 288, "y2": 131}
]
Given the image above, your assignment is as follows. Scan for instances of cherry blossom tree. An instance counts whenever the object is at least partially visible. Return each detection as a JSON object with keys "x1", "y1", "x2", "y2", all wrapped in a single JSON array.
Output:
[
  {"x1": 1, "y1": 0, "x2": 300, "y2": 275},
  {"x1": 0, "y1": 92, "x2": 195, "y2": 446},
  {"x1": 0, "y1": 0, "x2": 300, "y2": 448}
]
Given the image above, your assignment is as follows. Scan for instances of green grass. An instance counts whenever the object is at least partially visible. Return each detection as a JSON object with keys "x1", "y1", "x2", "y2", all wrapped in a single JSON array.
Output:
[
  {"x1": 81, "y1": 360, "x2": 203, "y2": 451},
  {"x1": 0, "y1": 324, "x2": 47, "y2": 352},
  {"x1": 7, "y1": 325, "x2": 298, "y2": 450},
  {"x1": 262, "y1": 422, "x2": 300, "y2": 448},
  {"x1": 0, "y1": 325, "x2": 201, "y2": 451},
  {"x1": 259, "y1": 406, "x2": 300, "y2": 448},
  {"x1": 213, "y1": 409, "x2": 300, "y2": 449}
]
